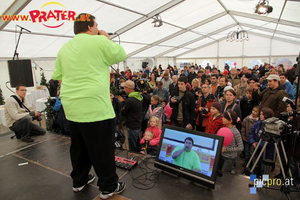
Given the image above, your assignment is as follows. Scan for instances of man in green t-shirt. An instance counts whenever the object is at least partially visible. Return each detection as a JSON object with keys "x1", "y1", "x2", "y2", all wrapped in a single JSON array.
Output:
[
  {"x1": 172, "y1": 137, "x2": 202, "y2": 173},
  {"x1": 51, "y1": 13, "x2": 126, "y2": 199}
]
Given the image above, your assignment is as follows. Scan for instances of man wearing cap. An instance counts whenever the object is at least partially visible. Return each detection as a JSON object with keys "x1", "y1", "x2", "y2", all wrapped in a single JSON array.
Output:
[
  {"x1": 227, "y1": 68, "x2": 240, "y2": 88},
  {"x1": 118, "y1": 80, "x2": 143, "y2": 152},
  {"x1": 253, "y1": 74, "x2": 288, "y2": 118},
  {"x1": 153, "y1": 81, "x2": 169, "y2": 104}
]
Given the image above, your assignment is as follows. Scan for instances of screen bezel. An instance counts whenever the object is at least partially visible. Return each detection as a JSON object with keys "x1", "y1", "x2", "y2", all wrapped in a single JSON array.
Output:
[{"x1": 155, "y1": 124, "x2": 224, "y2": 186}]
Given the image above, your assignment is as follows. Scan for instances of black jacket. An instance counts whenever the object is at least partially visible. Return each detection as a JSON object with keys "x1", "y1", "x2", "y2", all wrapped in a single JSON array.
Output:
[
  {"x1": 240, "y1": 96, "x2": 259, "y2": 121},
  {"x1": 188, "y1": 72, "x2": 197, "y2": 84},
  {"x1": 170, "y1": 90, "x2": 196, "y2": 127},
  {"x1": 120, "y1": 93, "x2": 143, "y2": 130},
  {"x1": 214, "y1": 86, "x2": 225, "y2": 101},
  {"x1": 169, "y1": 83, "x2": 178, "y2": 95}
]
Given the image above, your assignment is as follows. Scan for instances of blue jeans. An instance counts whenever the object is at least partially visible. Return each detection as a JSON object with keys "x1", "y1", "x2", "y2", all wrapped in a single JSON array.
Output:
[
  {"x1": 290, "y1": 158, "x2": 300, "y2": 185},
  {"x1": 127, "y1": 128, "x2": 141, "y2": 152}
]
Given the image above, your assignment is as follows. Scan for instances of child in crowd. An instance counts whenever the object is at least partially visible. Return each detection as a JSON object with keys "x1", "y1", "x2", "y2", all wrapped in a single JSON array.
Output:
[
  {"x1": 145, "y1": 95, "x2": 163, "y2": 124},
  {"x1": 140, "y1": 116, "x2": 162, "y2": 155},
  {"x1": 220, "y1": 110, "x2": 244, "y2": 172},
  {"x1": 248, "y1": 107, "x2": 275, "y2": 177},
  {"x1": 140, "y1": 130, "x2": 157, "y2": 155},
  {"x1": 205, "y1": 102, "x2": 226, "y2": 134},
  {"x1": 240, "y1": 87, "x2": 259, "y2": 121},
  {"x1": 241, "y1": 106, "x2": 260, "y2": 167}
]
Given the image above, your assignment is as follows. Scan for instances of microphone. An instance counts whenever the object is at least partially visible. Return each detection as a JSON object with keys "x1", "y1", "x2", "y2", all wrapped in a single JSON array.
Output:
[
  {"x1": 108, "y1": 32, "x2": 117, "y2": 35},
  {"x1": 16, "y1": 25, "x2": 31, "y2": 33}
]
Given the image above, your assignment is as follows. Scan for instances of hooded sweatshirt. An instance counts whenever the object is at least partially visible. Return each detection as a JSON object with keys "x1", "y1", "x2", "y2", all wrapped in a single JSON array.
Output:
[{"x1": 120, "y1": 91, "x2": 143, "y2": 130}]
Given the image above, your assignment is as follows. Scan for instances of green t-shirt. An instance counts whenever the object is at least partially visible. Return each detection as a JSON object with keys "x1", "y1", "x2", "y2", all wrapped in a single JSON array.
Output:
[
  {"x1": 52, "y1": 33, "x2": 126, "y2": 122},
  {"x1": 171, "y1": 146, "x2": 202, "y2": 172}
]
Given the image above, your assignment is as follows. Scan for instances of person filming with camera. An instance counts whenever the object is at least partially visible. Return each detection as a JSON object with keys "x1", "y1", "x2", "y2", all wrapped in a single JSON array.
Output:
[{"x1": 5, "y1": 84, "x2": 46, "y2": 143}]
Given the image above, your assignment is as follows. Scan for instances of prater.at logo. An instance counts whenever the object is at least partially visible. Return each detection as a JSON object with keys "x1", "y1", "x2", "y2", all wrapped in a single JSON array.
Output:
[
  {"x1": 250, "y1": 174, "x2": 294, "y2": 194},
  {"x1": 1, "y1": 2, "x2": 87, "y2": 28}
]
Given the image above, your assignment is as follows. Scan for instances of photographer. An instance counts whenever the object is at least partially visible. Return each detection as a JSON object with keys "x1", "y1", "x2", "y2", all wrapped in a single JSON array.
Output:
[
  {"x1": 118, "y1": 80, "x2": 143, "y2": 152},
  {"x1": 5, "y1": 84, "x2": 46, "y2": 143},
  {"x1": 195, "y1": 84, "x2": 215, "y2": 132},
  {"x1": 170, "y1": 76, "x2": 196, "y2": 129}
]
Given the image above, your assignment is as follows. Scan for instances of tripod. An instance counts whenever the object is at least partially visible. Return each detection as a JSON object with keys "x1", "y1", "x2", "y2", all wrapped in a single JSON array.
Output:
[{"x1": 245, "y1": 132, "x2": 291, "y2": 179}]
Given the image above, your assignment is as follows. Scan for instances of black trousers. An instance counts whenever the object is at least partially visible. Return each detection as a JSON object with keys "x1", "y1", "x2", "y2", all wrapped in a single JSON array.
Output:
[{"x1": 69, "y1": 118, "x2": 118, "y2": 192}]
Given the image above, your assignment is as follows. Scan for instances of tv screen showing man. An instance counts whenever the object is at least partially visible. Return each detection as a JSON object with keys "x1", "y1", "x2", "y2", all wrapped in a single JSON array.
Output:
[{"x1": 171, "y1": 137, "x2": 202, "y2": 173}]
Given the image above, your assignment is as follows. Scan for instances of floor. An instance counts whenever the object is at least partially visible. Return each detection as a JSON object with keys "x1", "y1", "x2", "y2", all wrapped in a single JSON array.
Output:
[{"x1": 0, "y1": 117, "x2": 299, "y2": 200}]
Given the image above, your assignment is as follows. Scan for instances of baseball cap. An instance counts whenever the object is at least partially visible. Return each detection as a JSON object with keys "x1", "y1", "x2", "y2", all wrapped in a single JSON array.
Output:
[
  {"x1": 266, "y1": 74, "x2": 280, "y2": 81},
  {"x1": 121, "y1": 80, "x2": 135, "y2": 89}
]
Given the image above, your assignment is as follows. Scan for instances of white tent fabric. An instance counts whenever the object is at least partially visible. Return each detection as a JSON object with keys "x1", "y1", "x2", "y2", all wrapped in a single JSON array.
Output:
[{"x1": 0, "y1": 0, "x2": 300, "y2": 100}]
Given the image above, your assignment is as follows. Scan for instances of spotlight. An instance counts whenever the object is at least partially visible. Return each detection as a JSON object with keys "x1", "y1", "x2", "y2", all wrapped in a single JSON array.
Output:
[
  {"x1": 255, "y1": 0, "x2": 273, "y2": 15},
  {"x1": 152, "y1": 14, "x2": 163, "y2": 27}
]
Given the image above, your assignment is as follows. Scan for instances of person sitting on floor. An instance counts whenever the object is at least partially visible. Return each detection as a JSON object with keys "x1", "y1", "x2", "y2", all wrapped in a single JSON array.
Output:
[{"x1": 5, "y1": 84, "x2": 46, "y2": 143}]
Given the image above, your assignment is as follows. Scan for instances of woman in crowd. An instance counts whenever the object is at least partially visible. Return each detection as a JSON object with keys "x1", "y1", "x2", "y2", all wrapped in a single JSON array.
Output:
[
  {"x1": 191, "y1": 78, "x2": 201, "y2": 100},
  {"x1": 148, "y1": 72, "x2": 158, "y2": 94},
  {"x1": 220, "y1": 89, "x2": 242, "y2": 119},
  {"x1": 173, "y1": 66, "x2": 179, "y2": 75}
]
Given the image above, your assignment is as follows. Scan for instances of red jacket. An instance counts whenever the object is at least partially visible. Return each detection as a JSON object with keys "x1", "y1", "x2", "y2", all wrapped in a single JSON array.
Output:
[
  {"x1": 195, "y1": 98, "x2": 216, "y2": 127},
  {"x1": 140, "y1": 126, "x2": 162, "y2": 146},
  {"x1": 205, "y1": 114, "x2": 226, "y2": 135}
]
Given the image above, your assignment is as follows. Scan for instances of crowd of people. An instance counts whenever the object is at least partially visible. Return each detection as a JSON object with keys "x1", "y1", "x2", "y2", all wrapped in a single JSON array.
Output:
[{"x1": 110, "y1": 62, "x2": 300, "y2": 186}]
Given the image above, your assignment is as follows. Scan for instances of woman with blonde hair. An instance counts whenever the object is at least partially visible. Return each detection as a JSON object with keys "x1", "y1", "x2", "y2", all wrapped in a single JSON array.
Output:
[{"x1": 191, "y1": 78, "x2": 201, "y2": 100}]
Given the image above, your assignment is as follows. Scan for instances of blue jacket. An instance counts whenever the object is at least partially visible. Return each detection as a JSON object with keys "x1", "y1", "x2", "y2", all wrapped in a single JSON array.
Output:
[
  {"x1": 293, "y1": 81, "x2": 300, "y2": 98},
  {"x1": 284, "y1": 81, "x2": 294, "y2": 99},
  {"x1": 248, "y1": 120, "x2": 274, "y2": 160},
  {"x1": 153, "y1": 87, "x2": 169, "y2": 104}
]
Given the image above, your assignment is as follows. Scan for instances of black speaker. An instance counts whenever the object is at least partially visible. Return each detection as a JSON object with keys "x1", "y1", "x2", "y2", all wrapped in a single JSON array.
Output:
[
  {"x1": 142, "y1": 62, "x2": 148, "y2": 69},
  {"x1": 7, "y1": 59, "x2": 34, "y2": 87}
]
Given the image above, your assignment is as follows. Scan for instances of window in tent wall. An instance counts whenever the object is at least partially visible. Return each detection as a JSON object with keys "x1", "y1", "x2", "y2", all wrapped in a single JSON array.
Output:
[
  {"x1": 276, "y1": 59, "x2": 293, "y2": 70},
  {"x1": 248, "y1": 59, "x2": 262, "y2": 70},
  {"x1": 201, "y1": 60, "x2": 213, "y2": 69},
  {"x1": 223, "y1": 60, "x2": 236, "y2": 71}
]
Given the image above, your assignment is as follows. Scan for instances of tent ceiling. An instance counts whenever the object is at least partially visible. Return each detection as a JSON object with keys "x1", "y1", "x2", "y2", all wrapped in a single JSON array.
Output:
[{"x1": 0, "y1": 0, "x2": 299, "y2": 59}]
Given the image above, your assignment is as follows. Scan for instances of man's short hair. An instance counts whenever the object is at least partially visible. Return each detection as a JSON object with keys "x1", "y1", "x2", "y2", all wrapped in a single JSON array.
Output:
[
  {"x1": 142, "y1": 73, "x2": 148, "y2": 78},
  {"x1": 190, "y1": 66, "x2": 195, "y2": 70},
  {"x1": 74, "y1": 13, "x2": 95, "y2": 35},
  {"x1": 280, "y1": 73, "x2": 288, "y2": 78},
  {"x1": 164, "y1": 72, "x2": 169, "y2": 76},
  {"x1": 157, "y1": 81, "x2": 163, "y2": 86},
  {"x1": 16, "y1": 84, "x2": 26, "y2": 91},
  {"x1": 184, "y1": 137, "x2": 194, "y2": 145},
  {"x1": 178, "y1": 76, "x2": 188, "y2": 84},
  {"x1": 211, "y1": 73, "x2": 218, "y2": 79},
  {"x1": 220, "y1": 76, "x2": 228, "y2": 82}
]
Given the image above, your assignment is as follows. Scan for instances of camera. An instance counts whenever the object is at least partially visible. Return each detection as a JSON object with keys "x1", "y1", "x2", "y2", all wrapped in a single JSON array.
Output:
[
  {"x1": 115, "y1": 86, "x2": 126, "y2": 96},
  {"x1": 199, "y1": 108, "x2": 208, "y2": 115}
]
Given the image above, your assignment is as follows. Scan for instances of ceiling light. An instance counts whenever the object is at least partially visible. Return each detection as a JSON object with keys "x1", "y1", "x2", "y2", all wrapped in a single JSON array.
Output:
[
  {"x1": 152, "y1": 14, "x2": 163, "y2": 27},
  {"x1": 255, "y1": 0, "x2": 273, "y2": 15},
  {"x1": 227, "y1": 28, "x2": 249, "y2": 42}
]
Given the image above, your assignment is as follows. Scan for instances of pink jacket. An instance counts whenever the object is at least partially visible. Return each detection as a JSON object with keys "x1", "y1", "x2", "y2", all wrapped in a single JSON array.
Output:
[{"x1": 140, "y1": 126, "x2": 162, "y2": 146}]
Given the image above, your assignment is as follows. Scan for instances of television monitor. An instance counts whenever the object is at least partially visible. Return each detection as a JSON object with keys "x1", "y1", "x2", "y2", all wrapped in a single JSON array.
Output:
[
  {"x1": 7, "y1": 59, "x2": 34, "y2": 87},
  {"x1": 154, "y1": 125, "x2": 224, "y2": 189}
]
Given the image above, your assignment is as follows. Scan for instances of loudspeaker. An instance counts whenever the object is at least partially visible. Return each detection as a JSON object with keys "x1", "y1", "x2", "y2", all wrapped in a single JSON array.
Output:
[
  {"x1": 7, "y1": 59, "x2": 34, "y2": 87},
  {"x1": 142, "y1": 62, "x2": 148, "y2": 69}
]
